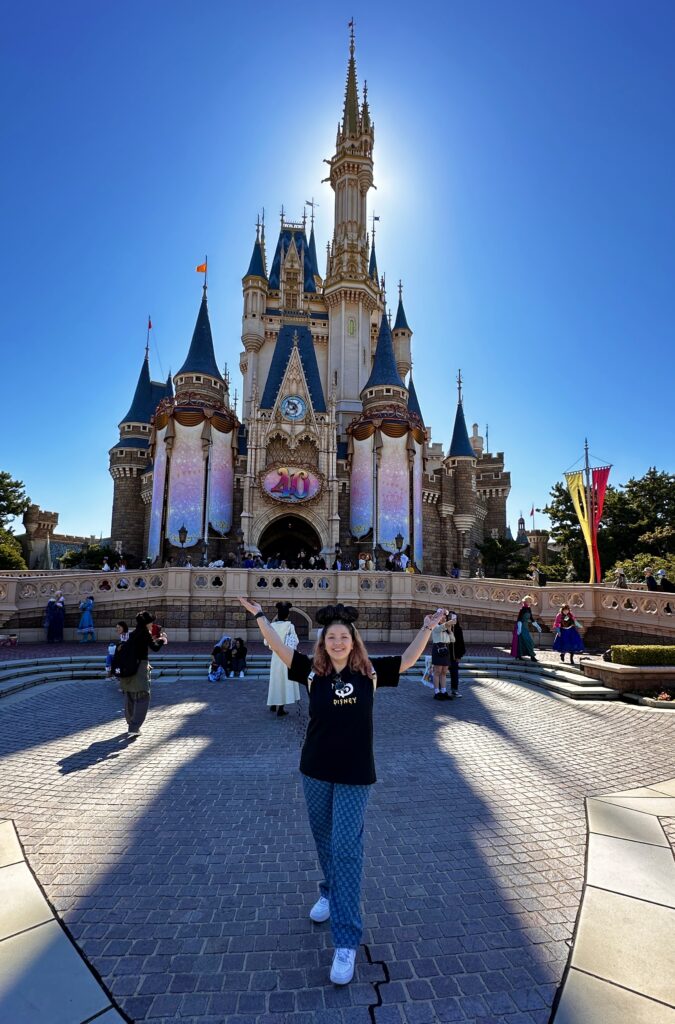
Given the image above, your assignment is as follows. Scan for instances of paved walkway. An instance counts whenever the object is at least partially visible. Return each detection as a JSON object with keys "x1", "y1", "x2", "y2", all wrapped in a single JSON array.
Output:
[{"x1": 0, "y1": 656, "x2": 673, "y2": 1023}]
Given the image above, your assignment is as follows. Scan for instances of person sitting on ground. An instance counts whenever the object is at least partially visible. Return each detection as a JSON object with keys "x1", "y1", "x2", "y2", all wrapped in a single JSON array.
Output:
[
  {"x1": 231, "y1": 637, "x2": 248, "y2": 677},
  {"x1": 208, "y1": 644, "x2": 227, "y2": 682}
]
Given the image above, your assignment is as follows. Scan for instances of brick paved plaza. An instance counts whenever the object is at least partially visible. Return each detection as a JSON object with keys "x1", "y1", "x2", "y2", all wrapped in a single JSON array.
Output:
[{"x1": 1, "y1": 654, "x2": 674, "y2": 1023}]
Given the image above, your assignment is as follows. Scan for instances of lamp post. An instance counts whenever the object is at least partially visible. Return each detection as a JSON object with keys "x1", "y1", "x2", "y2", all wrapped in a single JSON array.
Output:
[{"x1": 178, "y1": 524, "x2": 188, "y2": 566}]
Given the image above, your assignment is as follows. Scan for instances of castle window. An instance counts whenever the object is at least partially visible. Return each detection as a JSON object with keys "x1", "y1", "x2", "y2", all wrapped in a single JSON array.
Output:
[
  {"x1": 195, "y1": 376, "x2": 202, "y2": 383},
  {"x1": 385, "y1": 388, "x2": 391, "y2": 395}
]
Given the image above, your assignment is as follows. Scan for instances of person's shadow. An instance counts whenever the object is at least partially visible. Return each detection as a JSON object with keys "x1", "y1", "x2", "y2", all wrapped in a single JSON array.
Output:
[{"x1": 57, "y1": 735, "x2": 129, "y2": 774}]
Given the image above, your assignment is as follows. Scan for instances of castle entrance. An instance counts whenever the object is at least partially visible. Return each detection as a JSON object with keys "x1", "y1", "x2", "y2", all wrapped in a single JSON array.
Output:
[{"x1": 258, "y1": 516, "x2": 322, "y2": 567}]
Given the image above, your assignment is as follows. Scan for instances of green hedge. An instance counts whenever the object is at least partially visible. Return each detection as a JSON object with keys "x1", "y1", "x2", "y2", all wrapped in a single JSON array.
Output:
[{"x1": 611, "y1": 645, "x2": 675, "y2": 667}]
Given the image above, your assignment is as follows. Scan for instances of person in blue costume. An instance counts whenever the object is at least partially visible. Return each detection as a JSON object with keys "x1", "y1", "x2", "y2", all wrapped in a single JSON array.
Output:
[
  {"x1": 77, "y1": 596, "x2": 96, "y2": 642},
  {"x1": 510, "y1": 596, "x2": 541, "y2": 660},
  {"x1": 44, "y1": 591, "x2": 66, "y2": 643},
  {"x1": 552, "y1": 604, "x2": 585, "y2": 664}
]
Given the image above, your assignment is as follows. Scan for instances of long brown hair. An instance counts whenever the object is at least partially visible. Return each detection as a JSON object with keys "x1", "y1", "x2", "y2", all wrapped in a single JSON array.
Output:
[{"x1": 312, "y1": 622, "x2": 373, "y2": 678}]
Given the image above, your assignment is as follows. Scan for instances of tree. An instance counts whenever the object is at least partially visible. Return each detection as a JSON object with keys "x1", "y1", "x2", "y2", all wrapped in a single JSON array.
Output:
[
  {"x1": 477, "y1": 537, "x2": 529, "y2": 579},
  {"x1": 0, "y1": 529, "x2": 26, "y2": 570},
  {"x1": 59, "y1": 544, "x2": 117, "y2": 570},
  {"x1": 0, "y1": 471, "x2": 30, "y2": 530}
]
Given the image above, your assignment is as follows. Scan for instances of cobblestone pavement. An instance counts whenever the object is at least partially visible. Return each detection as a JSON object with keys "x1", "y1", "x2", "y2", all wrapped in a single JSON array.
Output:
[{"x1": 1, "y1": 658, "x2": 673, "y2": 1024}]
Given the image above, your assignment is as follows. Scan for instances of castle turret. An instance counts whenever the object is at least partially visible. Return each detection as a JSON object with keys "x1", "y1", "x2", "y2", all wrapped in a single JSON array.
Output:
[
  {"x1": 361, "y1": 312, "x2": 408, "y2": 412},
  {"x1": 443, "y1": 372, "x2": 477, "y2": 572},
  {"x1": 392, "y1": 282, "x2": 412, "y2": 380},
  {"x1": 110, "y1": 348, "x2": 172, "y2": 561},
  {"x1": 174, "y1": 287, "x2": 225, "y2": 404},
  {"x1": 241, "y1": 223, "x2": 268, "y2": 418}
]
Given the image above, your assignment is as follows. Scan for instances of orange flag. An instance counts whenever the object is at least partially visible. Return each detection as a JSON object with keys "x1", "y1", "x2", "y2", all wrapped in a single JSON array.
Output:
[{"x1": 196, "y1": 263, "x2": 207, "y2": 273}]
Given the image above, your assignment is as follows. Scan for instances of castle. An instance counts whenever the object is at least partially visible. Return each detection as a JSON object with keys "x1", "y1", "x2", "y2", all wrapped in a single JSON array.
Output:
[{"x1": 109, "y1": 31, "x2": 510, "y2": 573}]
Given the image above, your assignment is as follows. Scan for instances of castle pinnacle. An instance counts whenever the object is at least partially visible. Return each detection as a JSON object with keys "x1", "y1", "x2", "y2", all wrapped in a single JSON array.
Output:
[
  {"x1": 363, "y1": 313, "x2": 406, "y2": 392},
  {"x1": 448, "y1": 371, "x2": 475, "y2": 458},
  {"x1": 342, "y1": 21, "x2": 360, "y2": 135},
  {"x1": 176, "y1": 290, "x2": 223, "y2": 382}
]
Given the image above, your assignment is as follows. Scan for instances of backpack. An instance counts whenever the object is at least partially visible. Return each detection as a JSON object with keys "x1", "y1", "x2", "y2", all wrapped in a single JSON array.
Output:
[{"x1": 111, "y1": 640, "x2": 142, "y2": 679}]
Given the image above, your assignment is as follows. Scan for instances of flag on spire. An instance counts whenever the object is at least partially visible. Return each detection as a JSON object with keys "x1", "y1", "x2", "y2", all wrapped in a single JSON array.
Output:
[{"x1": 196, "y1": 262, "x2": 207, "y2": 274}]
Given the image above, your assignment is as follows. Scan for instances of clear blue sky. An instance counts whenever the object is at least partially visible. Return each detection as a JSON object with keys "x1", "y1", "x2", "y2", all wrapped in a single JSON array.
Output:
[{"x1": 2, "y1": 1, "x2": 674, "y2": 538}]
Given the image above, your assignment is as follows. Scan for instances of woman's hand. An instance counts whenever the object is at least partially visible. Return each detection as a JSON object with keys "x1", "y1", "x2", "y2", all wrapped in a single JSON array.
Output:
[
  {"x1": 159, "y1": 632, "x2": 168, "y2": 646},
  {"x1": 238, "y1": 596, "x2": 263, "y2": 616},
  {"x1": 423, "y1": 608, "x2": 448, "y2": 631}
]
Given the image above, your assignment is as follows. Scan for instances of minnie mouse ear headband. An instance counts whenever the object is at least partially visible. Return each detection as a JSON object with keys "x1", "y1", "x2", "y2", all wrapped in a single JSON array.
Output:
[
  {"x1": 316, "y1": 604, "x2": 359, "y2": 628},
  {"x1": 275, "y1": 601, "x2": 292, "y2": 613}
]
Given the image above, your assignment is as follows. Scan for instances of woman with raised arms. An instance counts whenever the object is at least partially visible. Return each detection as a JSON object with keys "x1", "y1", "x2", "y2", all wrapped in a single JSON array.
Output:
[{"x1": 238, "y1": 596, "x2": 448, "y2": 986}]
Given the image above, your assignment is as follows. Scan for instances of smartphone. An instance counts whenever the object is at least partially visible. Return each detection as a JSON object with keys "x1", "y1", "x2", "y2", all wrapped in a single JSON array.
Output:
[{"x1": 150, "y1": 623, "x2": 161, "y2": 638}]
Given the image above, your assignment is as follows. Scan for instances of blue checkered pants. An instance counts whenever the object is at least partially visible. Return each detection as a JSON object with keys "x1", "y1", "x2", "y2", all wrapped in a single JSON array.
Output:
[{"x1": 302, "y1": 774, "x2": 370, "y2": 949}]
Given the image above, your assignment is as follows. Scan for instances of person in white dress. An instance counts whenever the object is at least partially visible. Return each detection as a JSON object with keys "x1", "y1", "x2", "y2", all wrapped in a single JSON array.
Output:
[{"x1": 265, "y1": 601, "x2": 299, "y2": 717}]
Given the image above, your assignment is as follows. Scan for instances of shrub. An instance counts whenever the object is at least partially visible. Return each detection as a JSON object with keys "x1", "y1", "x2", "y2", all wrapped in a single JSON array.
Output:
[{"x1": 611, "y1": 645, "x2": 675, "y2": 667}]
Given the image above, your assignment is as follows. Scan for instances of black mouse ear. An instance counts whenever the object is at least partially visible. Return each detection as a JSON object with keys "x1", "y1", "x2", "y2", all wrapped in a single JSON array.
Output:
[
  {"x1": 315, "y1": 605, "x2": 337, "y2": 626},
  {"x1": 339, "y1": 605, "x2": 359, "y2": 624}
]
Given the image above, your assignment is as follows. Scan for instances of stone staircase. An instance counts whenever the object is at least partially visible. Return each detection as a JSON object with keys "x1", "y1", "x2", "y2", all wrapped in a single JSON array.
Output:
[{"x1": 0, "y1": 654, "x2": 619, "y2": 702}]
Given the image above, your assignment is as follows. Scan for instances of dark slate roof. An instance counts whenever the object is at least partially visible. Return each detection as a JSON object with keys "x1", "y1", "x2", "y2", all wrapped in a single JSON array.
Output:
[
  {"x1": 268, "y1": 229, "x2": 317, "y2": 293},
  {"x1": 407, "y1": 375, "x2": 424, "y2": 425},
  {"x1": 307, "y1": 227, "x2": 320, "y2": 280},
  {"x1": 363, "y1": 314, "x2": 406, "y2": 391},
  {"x1": 260, "y1": 325, "x2": 326, "y2": 412},
  {"x1": 237, "y1": 424, "x2": 247, "y2": 456},
  {"x1": 394, "y1": 296, "x2": 411, "y2": 331},
  {"x1": 176, "y1": 294, "x2": 223, "y2": 380},
  {"x1": 120, "y1": 357, "x2": 172, "y2": 425},
  {"x1": 245, "y1": 237, "x2": 267, "y2": 279},
  {"x1": 368, "y1": 239, "x2": 378, "y2": 281},
  {"x1": 448, "y1": 401, "x2": 475, "y2": 458},
  {"x1": 112, "y1": 437, "x2": 149, "y2": 450}
]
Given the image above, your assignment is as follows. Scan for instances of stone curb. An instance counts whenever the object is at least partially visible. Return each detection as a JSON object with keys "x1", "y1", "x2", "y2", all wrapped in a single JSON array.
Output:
[
  {"x1": 0, "y1": 819, "x2": 129, "y2": 1024},
  {"x1": 551, "y1": 778, "x2": 675, "y2": 1023}
]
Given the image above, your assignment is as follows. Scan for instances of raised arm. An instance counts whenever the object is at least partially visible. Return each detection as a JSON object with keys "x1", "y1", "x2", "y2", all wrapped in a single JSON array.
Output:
[
  {"x1": 237, "y1": 597, "x2": 294, "y2": 668},
  {"x1": 399, "y1": 608, "x2": 448, "y2": 673}
]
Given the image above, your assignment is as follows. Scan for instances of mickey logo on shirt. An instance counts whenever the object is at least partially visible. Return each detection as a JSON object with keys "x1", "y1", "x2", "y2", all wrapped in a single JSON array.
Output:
[{"x1": 335, "y1": 681, "x2": 354, "y2": 699}]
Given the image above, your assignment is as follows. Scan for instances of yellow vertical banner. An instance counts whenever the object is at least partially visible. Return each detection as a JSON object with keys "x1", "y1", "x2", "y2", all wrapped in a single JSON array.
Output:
[{"x1": 565, "y1": 471, "x2": 596, "y2": 583}]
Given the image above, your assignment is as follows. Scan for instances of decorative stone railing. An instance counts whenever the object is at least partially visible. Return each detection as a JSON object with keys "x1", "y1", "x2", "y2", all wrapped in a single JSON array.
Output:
[{"x1": 1, "y1": 569, "x2": 673, "y2": 642}]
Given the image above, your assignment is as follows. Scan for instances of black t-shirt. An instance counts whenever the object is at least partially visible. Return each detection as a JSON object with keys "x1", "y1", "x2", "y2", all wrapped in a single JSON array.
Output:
[{"x1": 288, "y1": 651, "x2": 401, "y2": 786}]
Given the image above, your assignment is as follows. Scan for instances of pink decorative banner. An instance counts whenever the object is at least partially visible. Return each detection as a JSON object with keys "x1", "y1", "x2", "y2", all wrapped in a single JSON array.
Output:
[
  {"x1": 208, "y1": 428, "x2": 234, "y2": 535},
  {"x1": 350, "y1": 435, "x2": 374, "y2": 538},
  {"x1": 413, "y1": 439, "x2": 424, "y2": 569},
  {"x1": 166, "y1": 422, "x2": 206, "y2": 547},
  {"x1": 591, "y1": 466, "x2": 611, "y2": 583},
  {"x1": 262, "y1": 466, "x2": 321, "y2": 503},
  {"x1": 147, "y1": 426, "x2": 167, "y2": 562},
  {"x1": 377, "y1": 431, "x2": 409, "y2": 551}
]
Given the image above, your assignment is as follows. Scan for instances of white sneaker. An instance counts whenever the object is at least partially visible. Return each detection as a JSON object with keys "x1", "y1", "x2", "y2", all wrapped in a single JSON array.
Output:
[
  {"x1": 229, "y1": 672, "x2": 234, "y2": 678},
  {"x1": 330, "y1": 947, "x2": 356, "y2": 985},
  {"x1": 239, "y1": 671, "x2": 244, "y2": 678},
  {"x1": 309, "y1": 895, "x2": 330, "y2": 922}
]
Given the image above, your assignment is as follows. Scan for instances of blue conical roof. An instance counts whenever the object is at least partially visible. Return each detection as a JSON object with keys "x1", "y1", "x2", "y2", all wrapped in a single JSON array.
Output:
[
  {"x1": 394, "y1": 296, "x2": 410, "y2": 331},
  {"x1": 176, "y1": 293, "x2": 223, "y2": 381},
  {"x1": 120, "y1": 356, "x2": 153, "y2": 424},
  {"x1": 307, "y1": 226, "x2": 320, "y2": 279},
  {"x1": 120, "y1": 357, "x2": 172, "y2": 425},
  {"x1": 368, "y1": 239, "x2": 378, "y2": 281},
  {"x1": 245, "y1": 236, "x2": 267, "y2": 279},
  {"x1": 363, "y1": 314, "x2": 406, "y2": 391},
  {"x1": 407, "y1": 374, "x2": 424, "y2": 424},
  {"x1": 448, "y1": 400, "x2": 475, "y2": 458}
]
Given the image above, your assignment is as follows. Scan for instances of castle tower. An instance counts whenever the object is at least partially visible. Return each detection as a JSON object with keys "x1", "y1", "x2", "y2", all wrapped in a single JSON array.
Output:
[
  {"x1": 443, "y1": 373, "x2": 477, "y2": 572},
  {"x1": 147, "y1": 290, "x2": 237, "y2": 564},
  {"x1": 241, "y1": 223, "x2": 268, "y2": 420},
  {"x1": 392, "y1": 283, "x2": 412, "y2": 381},
  {"x1": 324, "y1": 29, "x2": 381, "y2": 431},
  {"x1": 109, "y1": 348, "x2": 172, "y2": 561}
]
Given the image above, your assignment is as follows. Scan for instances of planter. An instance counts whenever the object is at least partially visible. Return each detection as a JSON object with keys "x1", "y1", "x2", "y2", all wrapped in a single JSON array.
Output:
[{"x1": 580, "y1": 660, "x2": 675, "y2": 695}]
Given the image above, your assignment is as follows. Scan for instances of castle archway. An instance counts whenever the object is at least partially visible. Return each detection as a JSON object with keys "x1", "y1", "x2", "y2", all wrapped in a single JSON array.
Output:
[{"x1": 257, "y1": 515, "x2": 322, "y2": 567}]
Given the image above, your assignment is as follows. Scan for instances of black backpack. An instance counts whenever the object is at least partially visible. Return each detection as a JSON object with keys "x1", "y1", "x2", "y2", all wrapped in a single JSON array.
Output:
[{"x1": 111, "y1": 641, "x2": 142, "y2": 679}]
